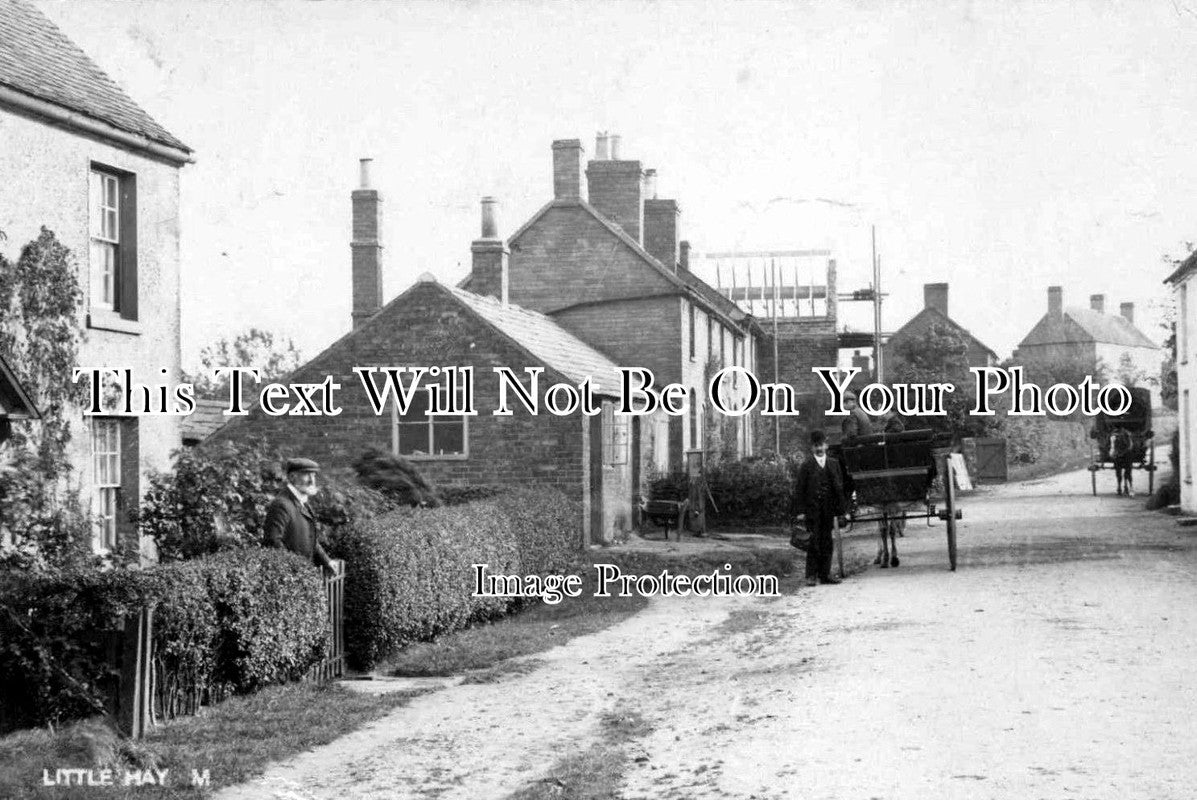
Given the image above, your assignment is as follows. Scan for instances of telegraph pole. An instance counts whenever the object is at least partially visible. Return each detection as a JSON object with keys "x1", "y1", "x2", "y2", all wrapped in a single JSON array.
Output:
[{"x1": 872, "y1": 226, "x2": 883, "y2": 383}]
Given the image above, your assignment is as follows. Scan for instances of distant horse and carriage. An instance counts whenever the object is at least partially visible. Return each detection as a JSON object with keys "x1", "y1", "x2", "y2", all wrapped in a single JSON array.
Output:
[{"x1": 1087, "y1": 386, "x2": 1156, "y2": 497}]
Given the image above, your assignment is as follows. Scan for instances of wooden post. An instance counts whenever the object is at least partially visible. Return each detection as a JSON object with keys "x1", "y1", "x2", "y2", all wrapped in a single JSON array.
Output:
[{"x1": 117, "y1": 606, "x2": 153, "y2": 739}]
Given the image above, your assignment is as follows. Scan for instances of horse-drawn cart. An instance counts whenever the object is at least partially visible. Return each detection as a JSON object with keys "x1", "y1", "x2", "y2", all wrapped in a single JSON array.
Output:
[
  {"x1": 834, "y1": 428, "x2": 963, "y2": 571},
  {"x1": 1088, "y1": 386, "x2": 1155, "y2": 496}
]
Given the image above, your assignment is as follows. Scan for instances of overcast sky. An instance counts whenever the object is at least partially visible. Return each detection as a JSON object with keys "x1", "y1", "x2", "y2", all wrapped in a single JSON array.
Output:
[{"x1": 35, "y1": 0, "x2": 1197, "y2": 369}]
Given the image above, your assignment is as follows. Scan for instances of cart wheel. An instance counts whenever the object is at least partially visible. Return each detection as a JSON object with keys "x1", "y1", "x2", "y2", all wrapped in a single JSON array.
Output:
[
  {"x1": 1149, "y1": 442, "x2": 1156, "y2": 495},
  {"x1": 945, "y1": 456, "x2": 958, "y2": 571},
  {"x1": 1091, "y1": 466, "x2": 1097, "y2": 496}
]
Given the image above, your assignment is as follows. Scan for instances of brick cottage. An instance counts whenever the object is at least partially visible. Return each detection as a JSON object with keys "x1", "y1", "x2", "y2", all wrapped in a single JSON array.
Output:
[{"x1": 212, "y1": 176, "x2": 635, "y2": 545}]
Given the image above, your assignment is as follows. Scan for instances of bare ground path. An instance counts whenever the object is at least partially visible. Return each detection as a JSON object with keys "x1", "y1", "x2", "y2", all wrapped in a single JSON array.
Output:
[{"x1": 217, "y1": 468, "x2": 1197, "y2": 799}]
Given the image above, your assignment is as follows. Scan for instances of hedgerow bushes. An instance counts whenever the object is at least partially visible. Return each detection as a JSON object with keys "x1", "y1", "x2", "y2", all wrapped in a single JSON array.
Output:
[
  {"x1": 136, "y1": 440, "x2": 396, "y2": 560},
  {"x1": 705, "y1": 458, "x2": 798, "y2": 527},
  {"x1": 0, "y1": 550, "x2": 326, "y2": 733},
  {"x1": 330, "y1": 486, "x2": 580, "y2": 670}
]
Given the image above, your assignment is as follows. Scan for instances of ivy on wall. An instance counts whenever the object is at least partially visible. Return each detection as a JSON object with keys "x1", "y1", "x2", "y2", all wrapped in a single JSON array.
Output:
[{"x1": 0, "y1": 227, "x2": 96, "y2": 571}]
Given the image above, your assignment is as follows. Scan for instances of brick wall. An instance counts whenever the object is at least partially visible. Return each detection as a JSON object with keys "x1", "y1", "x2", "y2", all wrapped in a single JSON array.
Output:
[
  {"x1": 755, "y1": 319, "x2": 839, "y2": 456},
  {"x1": 586, "y1": 160, "x2": 643, "y2": 242}
]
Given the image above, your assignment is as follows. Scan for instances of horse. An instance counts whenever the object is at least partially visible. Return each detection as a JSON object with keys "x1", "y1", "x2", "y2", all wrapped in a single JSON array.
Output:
[
  {"x1": 1110, "y1": 427, "x2": 1135, "y2": 497},
  {"x1": 874, "y1": 505, "x2": 905, "y2": 568}
]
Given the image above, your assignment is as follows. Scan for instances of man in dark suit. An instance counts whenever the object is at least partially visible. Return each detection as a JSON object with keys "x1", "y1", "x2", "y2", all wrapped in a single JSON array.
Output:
[
  {"x1": 263, "y1": 457, "x2": 334, "y2": 573},
  {"x1": 792, "y1": 430, "x2": 848, "y2": 586}
]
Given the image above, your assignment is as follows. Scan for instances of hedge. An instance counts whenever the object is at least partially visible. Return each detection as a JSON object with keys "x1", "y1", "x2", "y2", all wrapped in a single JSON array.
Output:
[
  {"x1": 0, "y1": 550, "x2": 327, "y2": 733},
  {"x1": 705, "y1": 458, "x2": 798, "y2": 527},
  {"x1": 330, "y1": 486, "x2": 580, "y2": 670},
  {"x1": 136, "y1": 439, "x2": 397, "y2": 561}
]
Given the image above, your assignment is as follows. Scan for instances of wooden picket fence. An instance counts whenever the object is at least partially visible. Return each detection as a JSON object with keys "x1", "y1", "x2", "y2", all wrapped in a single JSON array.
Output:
[{"x1": 111, "y1": 560, "x2": 346, "y2": 738}]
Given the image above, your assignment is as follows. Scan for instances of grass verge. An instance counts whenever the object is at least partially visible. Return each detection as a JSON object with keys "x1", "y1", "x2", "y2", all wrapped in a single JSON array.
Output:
[
  {"x1": 0, "y1": 682, "x2": 421, "y2": 800},
  {"x1": 505, "y1": 707, "x2": 653, "y2": 800},
  {"x1": 382, "y1": 548, "x2": 795, "y2": 678}
]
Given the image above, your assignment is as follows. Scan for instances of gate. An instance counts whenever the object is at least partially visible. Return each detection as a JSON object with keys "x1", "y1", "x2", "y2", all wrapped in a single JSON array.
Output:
[
  {"x1": 973, "y1": 437, "x2": 1008, "y2": 482},
  {"x1": 306, "y1": 559, "x2": 346, "y2": 682}
]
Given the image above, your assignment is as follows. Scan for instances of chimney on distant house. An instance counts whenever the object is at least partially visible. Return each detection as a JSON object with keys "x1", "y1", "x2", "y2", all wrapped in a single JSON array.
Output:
[
  {"x1": 586, "y1": 131, "x2": 644, "y2": 243},
  {"x1": 679, "y1": 240, "x2": 691, "y2": 271},
  {"x1": 924, "y1": 283, "x2": 949, "y2": 317},
  {"x1": 1090, "y1": 294, "x2": 1105, "y2": 314},
  {"x1": 1048, "y1": 286, "x2": 1063, "y2": 316},
  {"x1": 471, "y1": 196, "x2": 509, "y2": 305},
  {"x1": 643, "y1": 169, "x2": 680, "y2": 270},
  {"x1": 351, "y1": 158, "x2": 383, "y2": 329},
  {"x1": 1121, "y1": 302, "x2": 1135, "y2": 324},
  {"x1": 552, "y1": 139, "x2": 585, "y2": 201}
]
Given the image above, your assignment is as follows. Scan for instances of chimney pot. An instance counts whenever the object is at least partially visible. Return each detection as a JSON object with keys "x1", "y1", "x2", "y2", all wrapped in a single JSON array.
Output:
[
  {"x1": 644, "y1": 169, "x2": 658, "y2": 199},
  {"x1": 595, "y1": 131, "x2": 610, "y2": 160},
  {"x1": 359, "y1": 158, "x2": 373, "y2": 190},
  {"x1": 679, "y1": 240, "x2": 691, "y2": 271},
  {"x1": 1090, "y1": 293, "x2": 1105, "y2": 314},
  {"x1": 471, "y1": 195, "x2": 509, "y2": 306},
  {"x1": 1048, "y1": 286, "x2": 1063, "y2": 315},
  {"x1": 609, "y1": 134, "x2": 622, "y2": 160},
  {"x1": 480, "y1": 196, "x2": 499, "y2": 238},
  {"x1": 1121, "y1": 302, "x2": 1135, "y2": 324}
]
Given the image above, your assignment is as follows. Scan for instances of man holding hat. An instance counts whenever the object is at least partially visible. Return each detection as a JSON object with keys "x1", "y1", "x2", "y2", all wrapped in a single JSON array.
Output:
[{"x1": 263, "y1": 457, "x2": 334, "y2": 572}]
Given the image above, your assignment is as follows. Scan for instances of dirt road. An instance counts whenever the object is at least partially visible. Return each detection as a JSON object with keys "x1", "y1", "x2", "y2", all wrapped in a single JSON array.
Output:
[{"x1": 218, "y1": 468, "x2": 1197, "y2": 799}]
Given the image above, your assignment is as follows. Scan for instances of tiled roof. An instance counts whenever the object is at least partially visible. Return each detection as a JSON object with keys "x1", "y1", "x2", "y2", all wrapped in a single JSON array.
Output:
[
  {"x1": 889, "y1": 307, "x2": 998, "y2": 359},
  {"x1": 180, "y1": 398, "x2": 228, "y2": 444},
  {"x1": 1019, "y1": 307, "x2": 1159, "y2": 349},
  {"x1": 446, "y1": 285, "x2": 625, "y2": 395},
  {"x1": 0, "y1": 0, "x2": 189, "y2": 152}
]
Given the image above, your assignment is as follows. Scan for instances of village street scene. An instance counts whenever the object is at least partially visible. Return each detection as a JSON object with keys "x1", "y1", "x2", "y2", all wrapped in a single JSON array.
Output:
[{"x1": 1, "y1": 0, "x2": 1196, "y2": 798}]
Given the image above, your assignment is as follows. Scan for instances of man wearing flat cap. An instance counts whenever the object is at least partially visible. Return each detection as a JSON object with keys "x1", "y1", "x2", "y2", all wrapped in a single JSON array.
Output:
[{"x1": 263, "y1": 457, "x2": 334, "y2": 572}]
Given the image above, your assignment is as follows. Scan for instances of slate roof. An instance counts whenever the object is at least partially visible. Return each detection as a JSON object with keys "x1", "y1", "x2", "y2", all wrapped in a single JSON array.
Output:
[
  {"x1": 0, "y1": 0, "x2": 190, "y2": 152},
  {"x1": 180, "y1": 398, "x2": 228, "y2": 445},
  {"x1": 1018, "y1": 307, "x2": 1159, "y2": 350},
  {"x1": 446, "y1": 284, "x2": 625, "y2": 395},
  {"x1": 1164, "y1": 250, "x2": 1197, "y2": 285}
]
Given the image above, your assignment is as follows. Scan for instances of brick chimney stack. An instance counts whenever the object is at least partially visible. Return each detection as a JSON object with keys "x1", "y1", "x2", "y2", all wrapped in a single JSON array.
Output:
[
  {"x1": 1121, "y1": 302, "x2": 1135, "y2": 324},
  {"x1": 1048, "y1": 286, "x2": 1063, "y2": 315},
  {"x1": 471, "y1": 196, "x2": 509, "y2": 306},
  {"x1": 351, "y1": 158, "x2": 383, "y2": 329},
  {"x1": 586, "y1": 131, "x2": 644, "y2": 243},
  {"x1": 924, "y1": 283, "x2": 949, "y2": 317},
  {"x1": 1090, "y1": 294, "x2": 1105, "y2": 314},
  {"x1": 643, "y1": 168, "x2": 680, "y2": 270},
  {"x1": 552, "y1": 139, "x2": 585, "y2": 201}
]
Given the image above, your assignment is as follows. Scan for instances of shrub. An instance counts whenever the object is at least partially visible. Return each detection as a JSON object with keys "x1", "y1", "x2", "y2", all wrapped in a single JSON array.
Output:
[
  {"x1": 705, "y1": 457, "x2": 797, "y2": 527},
  {"x1": 0, "y1": 550, "x2": 327, "y2": 732},
  {"x1": 439, "y1": 484, "x2": 506, "y2": 506},
  {"x1": 331, "y1": 486, "x2": 580, "y2": 670},
  {"x1": 352, "y1": 449, "x2": 442, "y2": 506},
  {"x1": 137, "y1": 440, "x2": 397, "y2": 561}
]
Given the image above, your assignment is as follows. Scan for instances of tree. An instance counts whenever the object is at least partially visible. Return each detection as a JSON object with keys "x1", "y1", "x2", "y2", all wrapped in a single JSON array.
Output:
[
  {"x1": 888, "y1": 322, "x2": 1002, "y2": 440},
  {"x1": 185, "y1": 328, "x2": 303, "y2": 400}
]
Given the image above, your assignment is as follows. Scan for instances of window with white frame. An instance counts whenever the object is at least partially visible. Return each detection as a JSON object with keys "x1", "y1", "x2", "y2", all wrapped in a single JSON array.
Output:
[
  {"x1": 394, "y1": 381, "x2": 467, "y2": 458},
  {"x1": 92, "y1": 419, "x2": 121, "y2": 551},
  {"x1": 89, "y1": 169, "x2": 120, "y2": 311}
]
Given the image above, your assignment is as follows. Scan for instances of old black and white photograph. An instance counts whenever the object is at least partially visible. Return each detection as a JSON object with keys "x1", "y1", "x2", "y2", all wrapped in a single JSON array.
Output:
[{"x1": 1, "y1": 0, "x2": 1196, "y2": 797}]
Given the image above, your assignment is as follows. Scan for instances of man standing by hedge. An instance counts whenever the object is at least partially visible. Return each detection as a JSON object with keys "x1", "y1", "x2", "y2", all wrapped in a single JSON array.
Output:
[
  {"x1": 264, "y1": 458, "x2": 334, "y2": 574},
  {"x1": 792, "y1": 431, "x2": 847, "y2": 587}
]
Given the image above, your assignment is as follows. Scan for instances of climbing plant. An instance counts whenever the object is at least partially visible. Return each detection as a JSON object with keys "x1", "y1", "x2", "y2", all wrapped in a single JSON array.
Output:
[{"x1": 0, "y1": 227, "x2": 95, "y2": 571}]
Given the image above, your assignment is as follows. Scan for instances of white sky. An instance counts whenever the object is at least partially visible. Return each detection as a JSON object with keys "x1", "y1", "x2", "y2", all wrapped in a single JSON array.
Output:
[{"x1": 34, "y1": 0, "x2": 1197, "y2": 368}]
